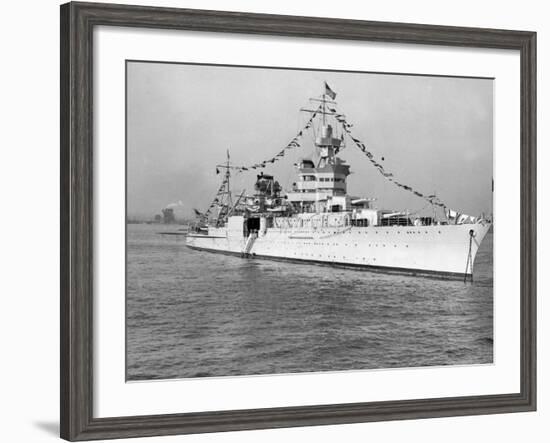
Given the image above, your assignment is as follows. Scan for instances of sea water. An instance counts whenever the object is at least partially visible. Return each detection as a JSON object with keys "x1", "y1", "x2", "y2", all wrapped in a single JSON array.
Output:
[{"x1": 126, "y1": 224, "x2": 493, "y2": 380}]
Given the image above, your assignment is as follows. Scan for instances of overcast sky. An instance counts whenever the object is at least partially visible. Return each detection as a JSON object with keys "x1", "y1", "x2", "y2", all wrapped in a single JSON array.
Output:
[{"x1": 127, "y1": 61, "x2": 493, "y2": 219}]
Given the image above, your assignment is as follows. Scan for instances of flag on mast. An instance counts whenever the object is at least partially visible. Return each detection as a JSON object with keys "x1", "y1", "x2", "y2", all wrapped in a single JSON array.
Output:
[{"x1": 324, "y1": 81, "x2": 336, "y2": 99}]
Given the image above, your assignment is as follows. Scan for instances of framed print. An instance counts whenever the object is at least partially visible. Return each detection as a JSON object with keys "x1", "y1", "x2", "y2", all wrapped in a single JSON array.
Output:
[{"x1": 60, "y1": 1, "x2": 536, "y2": 441}]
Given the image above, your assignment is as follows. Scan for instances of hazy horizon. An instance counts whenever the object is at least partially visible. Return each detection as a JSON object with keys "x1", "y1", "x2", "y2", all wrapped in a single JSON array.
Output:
[{"x1": 127, "y1": 61, "x2": 493, "y2": 220}]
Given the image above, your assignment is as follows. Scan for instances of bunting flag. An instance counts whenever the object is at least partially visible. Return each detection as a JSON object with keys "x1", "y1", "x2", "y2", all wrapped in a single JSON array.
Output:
[
  {"x1": 202, "y1": 175, "x2": 230, "y2": 217},
  {"x1": 205, "y1": 97, "x2": 448, "y2": 213},
  {"x1": 228, "y1": 104, "x2": 321, "y2": 172},
  {"x1": 337, "y1": 113, "x2": 448, "y2": 209}
]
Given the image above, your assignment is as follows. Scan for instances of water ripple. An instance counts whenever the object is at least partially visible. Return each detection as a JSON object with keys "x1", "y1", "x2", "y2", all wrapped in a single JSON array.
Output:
[{"x1": 126, "y1": 225, "x2": 493, "y2": 380}]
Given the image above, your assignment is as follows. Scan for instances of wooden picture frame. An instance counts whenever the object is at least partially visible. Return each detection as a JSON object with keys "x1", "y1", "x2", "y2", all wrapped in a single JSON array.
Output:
[{"x1": 60, "y1": 1, "x2": 536, "y2": 440}]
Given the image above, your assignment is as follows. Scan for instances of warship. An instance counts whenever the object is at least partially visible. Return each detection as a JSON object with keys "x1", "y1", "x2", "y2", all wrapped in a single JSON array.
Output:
[{"x1": 186, "y1": 83, "x2": 491, "y2": 279}]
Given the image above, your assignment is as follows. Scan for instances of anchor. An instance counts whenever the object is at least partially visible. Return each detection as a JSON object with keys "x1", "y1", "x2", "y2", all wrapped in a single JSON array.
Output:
[{"x1": 464, "y1": 229, "x2": 475, "y2": 283}]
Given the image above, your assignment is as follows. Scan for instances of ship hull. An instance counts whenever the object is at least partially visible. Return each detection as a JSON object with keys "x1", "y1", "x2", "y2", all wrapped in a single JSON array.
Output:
[{"x1": 186, "y1": 223, "x2": 491, "y2": 278}]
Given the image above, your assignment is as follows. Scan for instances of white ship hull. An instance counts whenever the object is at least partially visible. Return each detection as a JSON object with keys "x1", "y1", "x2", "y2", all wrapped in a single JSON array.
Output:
[{"x1": 186, "y1": 221, "x2": 491, "y2": 278}]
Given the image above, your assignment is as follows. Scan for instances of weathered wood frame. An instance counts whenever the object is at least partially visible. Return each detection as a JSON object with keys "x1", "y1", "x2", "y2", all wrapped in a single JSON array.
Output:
[{"x1": 60, "y1": 2, "x2": 536, "y2": 440}]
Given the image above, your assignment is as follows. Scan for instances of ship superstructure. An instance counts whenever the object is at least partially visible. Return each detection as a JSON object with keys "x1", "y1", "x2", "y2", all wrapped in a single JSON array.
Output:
[{"x1": 186, "y1": 84, "x2": 491, "y2": 279}]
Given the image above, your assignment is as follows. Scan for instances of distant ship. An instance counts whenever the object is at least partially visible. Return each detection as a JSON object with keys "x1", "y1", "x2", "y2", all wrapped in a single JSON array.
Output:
[{"x1": 186, "y1": 83, "x2": 491, "y2": 279}]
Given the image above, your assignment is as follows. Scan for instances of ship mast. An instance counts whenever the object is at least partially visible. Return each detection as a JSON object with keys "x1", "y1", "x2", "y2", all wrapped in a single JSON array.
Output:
[
  {"x1": 224, "y1": 149, "x2": 232, "y2": 209},
  {"x1": 301, "y1": 95, "x2": 337, "y2": 126},
  {"x1": 300, "y1": 92, "x2": 341, "y2": 166},
  {"x1": 211, "y1": 149, "x2": 239, "y2": 225}
]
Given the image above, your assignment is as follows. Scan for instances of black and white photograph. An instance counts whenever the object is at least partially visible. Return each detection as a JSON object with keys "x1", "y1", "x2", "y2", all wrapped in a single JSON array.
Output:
[{"x1": 126, "y1": 61, "x2": 494, "y2": 381}]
